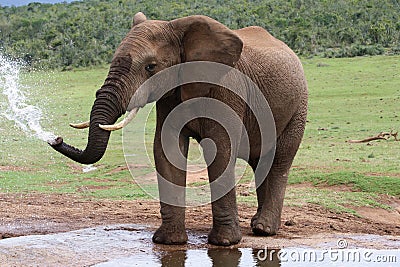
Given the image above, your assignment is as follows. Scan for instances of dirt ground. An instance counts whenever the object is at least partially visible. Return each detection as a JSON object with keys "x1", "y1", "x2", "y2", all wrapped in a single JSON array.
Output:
[{"x1": 1, "y1": 186, "x2": 399, "y2": 248}]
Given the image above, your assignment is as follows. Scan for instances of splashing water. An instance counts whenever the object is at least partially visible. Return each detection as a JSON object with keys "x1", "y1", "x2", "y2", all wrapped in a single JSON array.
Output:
[{"x1": 0, "y1": 53, "x2": 56, "y2": 143}]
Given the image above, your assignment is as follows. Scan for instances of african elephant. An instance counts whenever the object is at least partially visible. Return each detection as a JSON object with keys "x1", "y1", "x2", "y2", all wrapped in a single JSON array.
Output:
[{"x1": 49, "y1": 12, "x2": 308, "y2": 246}]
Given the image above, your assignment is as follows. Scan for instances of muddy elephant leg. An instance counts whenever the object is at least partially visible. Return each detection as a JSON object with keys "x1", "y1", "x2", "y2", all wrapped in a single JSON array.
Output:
[
  {"x1": 208, "y1": 159, "x2": 242, "y2": 246},
  {"x1": 152, "y1": 127, "x2": 189, "y2": 244},
  {"x1": 251, "y1": 111, "x2": 306, "y2": 236},
  {"x1": 250, "y1": 156, "x2": 289, "y2": 236},
  {"x1": 202, "y1": 138, "x2": 242, "y2": 246}
]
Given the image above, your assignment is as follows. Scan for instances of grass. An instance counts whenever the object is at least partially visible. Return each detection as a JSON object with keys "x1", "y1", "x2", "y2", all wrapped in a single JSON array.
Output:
[
  {"x1": 1, "y1": 55, "x2": 399, "y2": 215},
  {"x1": 285, "y1": 188, "x2": 392, "y2": 215},
  {"x1": 239, "y1": 188, "x2": 391, "y2": 216},
  {"x1": 296, "y1": 55, "x2": 399, "y2": 175},
  {"x1": 289, "y1": 170, "x2": 400, "y2": 196}
]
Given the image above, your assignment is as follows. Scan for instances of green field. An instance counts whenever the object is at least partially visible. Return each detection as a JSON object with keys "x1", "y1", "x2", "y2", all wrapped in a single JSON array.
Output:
[{"x1": 1, "y1": 55, "x2": 399, "y2": 214}]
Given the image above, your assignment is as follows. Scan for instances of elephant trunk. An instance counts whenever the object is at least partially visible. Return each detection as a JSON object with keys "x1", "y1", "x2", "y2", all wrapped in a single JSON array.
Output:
[
  {"x1": 49, "y1": 87, "x2": 126, "y2": 164},
  {"x1": 49, "y1": 55, "x2": 139, "y2": 164}
]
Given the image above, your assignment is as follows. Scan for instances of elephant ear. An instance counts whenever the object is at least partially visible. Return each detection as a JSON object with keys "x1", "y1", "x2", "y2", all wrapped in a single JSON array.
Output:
[
  {"x1": 132, "y1": 12, "x2": 147, "y2": 27},
  {"x1": 171, "y1": 15, "x2": 243, "y2": 66},
  {"x1": 170, "y1": 16, "x2": 243, "y2": 100}
]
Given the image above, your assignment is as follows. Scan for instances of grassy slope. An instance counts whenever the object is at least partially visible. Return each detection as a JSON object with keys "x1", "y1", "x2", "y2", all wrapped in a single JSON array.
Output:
[
  {"x1": 0, "y1": 55, "x2": 399, "y2": 213},
  {"x1": 286, "y1": 56, "x2": 400, "y2": 213}
]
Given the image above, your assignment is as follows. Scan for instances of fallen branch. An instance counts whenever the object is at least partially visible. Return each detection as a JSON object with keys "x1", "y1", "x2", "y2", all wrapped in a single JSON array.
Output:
[{"x1": 348, "y1": 131, "x2": 398, "y2": 143}]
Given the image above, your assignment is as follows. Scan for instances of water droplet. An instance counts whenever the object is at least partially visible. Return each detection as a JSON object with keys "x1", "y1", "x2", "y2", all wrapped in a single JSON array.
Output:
[{"x1": 82, "y1": 165, "x2": 97, "y2": 173}]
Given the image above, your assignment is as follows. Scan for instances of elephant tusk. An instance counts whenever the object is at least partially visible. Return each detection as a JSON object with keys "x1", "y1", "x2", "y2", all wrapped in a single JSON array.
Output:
[
  {"x1": 99, "y1": 108, "x2": 139, "y2": 131},
  {"x1": 70, "y1": 121, "x2": 90, "y2": 129}
]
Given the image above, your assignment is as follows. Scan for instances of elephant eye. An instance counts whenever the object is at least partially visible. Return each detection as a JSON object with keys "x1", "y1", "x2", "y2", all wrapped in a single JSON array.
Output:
[{"x1": 145, "y1": 63, "x2": 157, "y2": 73}]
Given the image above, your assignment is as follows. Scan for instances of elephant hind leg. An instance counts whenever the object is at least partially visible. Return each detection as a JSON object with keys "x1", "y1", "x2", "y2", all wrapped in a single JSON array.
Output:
[
  {"x1": 250, "y1": 109, "x2": 306, "y2": 236},
  {"x1": 250, "y1": 160, "x2": 289, "y2": 236}
]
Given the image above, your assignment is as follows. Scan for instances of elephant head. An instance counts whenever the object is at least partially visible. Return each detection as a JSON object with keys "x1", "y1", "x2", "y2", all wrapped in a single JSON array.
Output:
[{"x1": 49, "y1": 13, "x2": 243, "y2": 164}]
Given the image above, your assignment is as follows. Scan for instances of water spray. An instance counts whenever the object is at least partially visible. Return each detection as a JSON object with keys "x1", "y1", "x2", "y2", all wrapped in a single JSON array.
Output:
[{"x1": 0, "y1": 53, "x2": 56, "y2": 143}]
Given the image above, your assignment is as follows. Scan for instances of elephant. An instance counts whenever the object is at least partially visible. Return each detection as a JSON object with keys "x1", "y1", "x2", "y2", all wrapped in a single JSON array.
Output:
[{"x1": 49, "y1": 12, "x2": 308, "y2": 246}]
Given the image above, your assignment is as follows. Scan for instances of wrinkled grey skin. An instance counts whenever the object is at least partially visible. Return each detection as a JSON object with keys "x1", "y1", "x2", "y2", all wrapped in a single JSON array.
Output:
[{"x1": 50, "y1": 13, "x2": 308, "y2": 246}]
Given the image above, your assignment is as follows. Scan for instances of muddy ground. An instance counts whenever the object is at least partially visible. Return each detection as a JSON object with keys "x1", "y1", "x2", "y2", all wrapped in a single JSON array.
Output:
[
  {"x1": 1, "y1": 188, "x2": 399, "y2": 266},
  {"x1": 1, "y1": 187, "x2": 399, "y2": 247}
]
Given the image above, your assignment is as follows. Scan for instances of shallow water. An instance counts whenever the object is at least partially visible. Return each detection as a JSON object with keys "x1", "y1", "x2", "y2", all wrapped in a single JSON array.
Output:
[
  {"x1": 0, "y1": 224, "x2": 398, "y2": 266},
  {"x1": 96, "y1": 247, "x2": 400, "y2": 267},
  {"x1": 96, "y1": 247, "x2": 280, "y2": 267}
]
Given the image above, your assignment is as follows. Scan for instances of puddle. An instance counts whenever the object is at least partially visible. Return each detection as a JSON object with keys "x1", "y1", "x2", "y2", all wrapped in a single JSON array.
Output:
[
  {"x1": 0, "y1": 224, "x2": 152, "y2": 266},
  {"x1": 96, "y1": 248, "x2": 280, "y2": 266},
  {"x1": 97, "y1": 247, "x2": 400, "y2": 267},
  {"x1": 0, "y1": 224, "x2": 398, "y2": 266},
  {"x1": 96, "y1": 248, "x2": 400, "y2": 267}
]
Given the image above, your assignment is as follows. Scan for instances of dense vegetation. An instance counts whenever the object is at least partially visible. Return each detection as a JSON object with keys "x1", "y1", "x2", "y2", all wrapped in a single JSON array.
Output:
[{"x1": 1, "y1": 0, "x2": 399, "y2": 69}]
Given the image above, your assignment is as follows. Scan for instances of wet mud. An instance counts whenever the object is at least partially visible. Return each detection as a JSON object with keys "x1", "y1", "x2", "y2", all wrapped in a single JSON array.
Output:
[
  {"x1": 0, "y1": 224, "x2": 399, "y2": 266},
  {"x1": 0, "y1": 193, "x2": 399, "y2": 266}
]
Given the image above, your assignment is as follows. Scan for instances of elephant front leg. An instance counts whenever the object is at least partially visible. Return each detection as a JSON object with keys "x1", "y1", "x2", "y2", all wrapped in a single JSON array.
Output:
[
  {"x1": 204, "y1": 140, "x2": 242, "y2": 246},
  {"x1": 208, "y1": 187, "x2": 242, "y2": 246},
  {"x1": 152, "y1": 130, "x2": 189, "y2": 245},
  {"x1": 153, "y1": 202, "x2": 187, "y2": 244}
]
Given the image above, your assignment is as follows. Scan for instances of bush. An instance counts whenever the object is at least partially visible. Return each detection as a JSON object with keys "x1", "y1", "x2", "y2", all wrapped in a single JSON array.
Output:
[{"x1": 0, "y1": 0, "x2": 399, "y2": 69}]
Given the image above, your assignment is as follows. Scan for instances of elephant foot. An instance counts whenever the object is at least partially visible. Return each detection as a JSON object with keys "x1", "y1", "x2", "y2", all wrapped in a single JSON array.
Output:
[
  {"x1": 152, "y1": 224, "x2": 188, "y2": 245},
  {"x1": 208, "y1": 223, "x2": 242, "y2": 246},
  {"x1": 251, "y1": 212, "x2": 279, "y2": 236}
]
